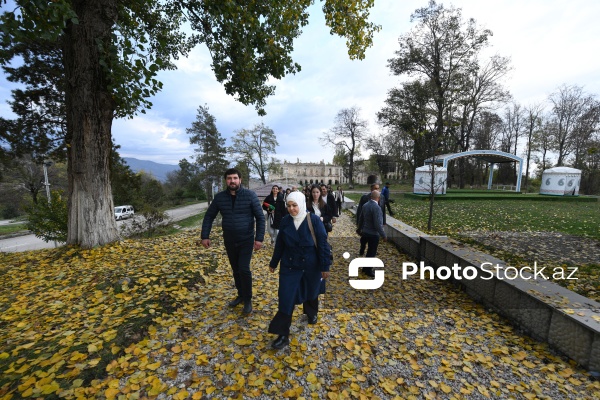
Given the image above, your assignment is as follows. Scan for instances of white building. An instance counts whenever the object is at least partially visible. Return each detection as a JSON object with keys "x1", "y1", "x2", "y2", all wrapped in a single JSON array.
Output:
[{"x1": 269, "y1": 161, "x2": 372, "y2": 187}]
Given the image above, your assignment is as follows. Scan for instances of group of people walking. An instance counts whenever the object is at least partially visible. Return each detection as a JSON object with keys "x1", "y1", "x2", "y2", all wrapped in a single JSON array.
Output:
[
  {"x1": 262, "y1": 183, "x2": 344, "y2": 245},
  {"x1": 200, "y1": 169, "x2": 389, "y2": 350}
]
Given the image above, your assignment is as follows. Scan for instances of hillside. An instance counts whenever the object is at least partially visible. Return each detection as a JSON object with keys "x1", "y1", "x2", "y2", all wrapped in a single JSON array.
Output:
[{"x1": 123, "y1": 157, "x2": 179, "y2": 182}]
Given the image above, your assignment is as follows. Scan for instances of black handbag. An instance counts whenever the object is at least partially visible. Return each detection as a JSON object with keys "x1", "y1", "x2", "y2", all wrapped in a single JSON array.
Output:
[{"x1": 324, "y1": 221, "x2": 333, "y2": 232}]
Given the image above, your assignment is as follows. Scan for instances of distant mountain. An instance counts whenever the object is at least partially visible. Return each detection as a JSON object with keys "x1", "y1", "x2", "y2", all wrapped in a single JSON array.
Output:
[{"x1": 123, "y1": 158, "x2": 179, "y2": 182}]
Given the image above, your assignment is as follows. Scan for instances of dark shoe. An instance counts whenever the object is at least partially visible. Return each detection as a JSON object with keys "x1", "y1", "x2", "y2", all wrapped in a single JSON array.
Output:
[
  {"x1": 242, "y1": 301, "x2": 253, "y2": 314},
  {"x1": 272, "y1": 335, "x2": 289, "y2": 349},
  {"x1": 308, "y1": 315, "x2": 318, "y2": 325},
  {"x1": 228, "y1": 296, "x2": 243, "y2": 307}
]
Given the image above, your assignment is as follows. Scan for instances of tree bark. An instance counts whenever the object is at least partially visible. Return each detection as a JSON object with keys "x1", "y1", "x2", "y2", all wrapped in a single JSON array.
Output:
[{"x1": 63, "y1": 0, "x2": 119, "y2": 248}]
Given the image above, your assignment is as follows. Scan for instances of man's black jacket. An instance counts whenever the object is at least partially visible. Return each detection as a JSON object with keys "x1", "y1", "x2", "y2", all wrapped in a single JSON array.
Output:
[{"x1": 201, "y1": 187, "x2": 265, "y2": 243}]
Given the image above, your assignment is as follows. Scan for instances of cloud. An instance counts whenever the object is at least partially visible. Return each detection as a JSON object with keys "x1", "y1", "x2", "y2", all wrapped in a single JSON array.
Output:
[{"x1": 112, "y1": 115, "x2": 193, "y2": 165}]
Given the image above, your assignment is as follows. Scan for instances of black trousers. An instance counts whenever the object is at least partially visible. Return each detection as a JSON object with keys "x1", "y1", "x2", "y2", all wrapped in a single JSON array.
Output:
[
  {"x1": 268, "y1": 297, "x2": 319, "y2": 336},
  {"x1": 224, "y1": 238, "x2": 254, "y2": 300},
  {"x1": 359, "y1": 232, "x2": 379, "y2": 255},
  {"x1": 359, "y1": 233, "x2": 380, "y2": 274},
  {"x1": 385, "y1": 200, "x2": 393, "y2": 215}
]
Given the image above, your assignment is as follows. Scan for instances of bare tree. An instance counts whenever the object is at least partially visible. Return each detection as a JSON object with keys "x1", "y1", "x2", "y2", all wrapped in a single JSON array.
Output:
[
  {"x1": 522, "y1": 103, "x2": 544, "y2": 189},
  {"x1": 453, "y1": 54, "x2": 512, "y2": 187},
  {"x1": 498, "y1": 102, "x2": 524, "y2": 183},
  {"x1": 366, "y1": 130, "x2": 400, "y2": 179},
  {"x1": 388, "y1": 0, "x2": 492, "y2": 230},
  {"x1": 230, "y1": 123, "x2": 279, "y2": 185},
  {"x1": 548, "y1": 84, "x2": 593, "y2": 165},
  {"x1": 389, "y1": 0, "x2": 492, "y2": 159},
  {"x1": 377, "y1": 80, "x2": 436, "y2": 174},
  {"x1": 571, "y1": 99, "x2": 600, "y2": 168},
  {"x1": 472, "y1": 111, "x2": 503, "y2": 186},
  {"x1": 534, "y1": 117, "x2": 555, "y2": 175},
  {"x1": 580, "y1": 136, "x2": 600, "y2": 194},
  {"x1": 321, "y1": 107, "x2": 368, "y2": 187}
]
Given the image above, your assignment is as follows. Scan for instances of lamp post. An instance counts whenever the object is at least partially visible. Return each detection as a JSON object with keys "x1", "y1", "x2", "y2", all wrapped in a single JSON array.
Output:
[
  {"x1": 42, "y1": 160, "x2": 53, "y2": 204},
  {"x1": 42, "y1": 160, "x2": 58, "y2": 248}
]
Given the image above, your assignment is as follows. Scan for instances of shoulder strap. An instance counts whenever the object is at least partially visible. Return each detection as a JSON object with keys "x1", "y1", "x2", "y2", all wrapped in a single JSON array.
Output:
[{"x1": 306, "y1": 213, "x2": 318, "y2": 248}]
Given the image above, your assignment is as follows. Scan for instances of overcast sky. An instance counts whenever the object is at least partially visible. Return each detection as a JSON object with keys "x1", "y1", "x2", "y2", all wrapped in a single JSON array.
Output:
[{"x1": 2, "y1": 0, "x2": 599, "y2": 166}]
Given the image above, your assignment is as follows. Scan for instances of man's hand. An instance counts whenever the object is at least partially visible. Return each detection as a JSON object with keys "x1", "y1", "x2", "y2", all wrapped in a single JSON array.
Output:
[
  {"x1": 254, "y1": 241, "x2": 263, "y2": 250},
  {"x1": 382, "y1": 237, "x2": 387, "y2": 242},
  {"x1": 269, "y1": 267, "x2": 276, "y2": 273},
  {"x1": 322, "y1": 271, "x2": 330, "y2": 279},
  {"x1": 201, "y1": 239, "x2": 210, "y2": 248}
]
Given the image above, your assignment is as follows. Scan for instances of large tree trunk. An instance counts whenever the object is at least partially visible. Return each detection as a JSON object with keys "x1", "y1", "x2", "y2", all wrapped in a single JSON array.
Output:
[{"x1": 63, "y1": 0, "x2": 119, "y2": 248}]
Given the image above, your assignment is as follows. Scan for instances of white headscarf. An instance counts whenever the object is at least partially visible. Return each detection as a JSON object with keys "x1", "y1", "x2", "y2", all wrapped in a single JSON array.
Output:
[{"x1": 286, "y1": 191, "x2": 307, "y2": 230}]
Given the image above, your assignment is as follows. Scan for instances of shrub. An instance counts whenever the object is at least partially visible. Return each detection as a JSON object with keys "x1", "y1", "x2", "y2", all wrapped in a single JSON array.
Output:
[
  {"x1": 25, "y1": 191, "x2": 68, "y2": 242},
  {"x1": 1, "y1": 203, "x2": 21, "y2": 219}
]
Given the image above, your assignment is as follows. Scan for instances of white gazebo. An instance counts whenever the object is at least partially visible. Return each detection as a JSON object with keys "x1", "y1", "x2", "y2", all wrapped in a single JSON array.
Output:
[
  {"x1": 424, "y1": 150, "x2": 524, "y2": 192},
  {"x1": 413, "y1": 165, "x2": 448, "y2": 194},
  {"x1": 540, "y1": 167, "x2": 581, "y2": 196}
]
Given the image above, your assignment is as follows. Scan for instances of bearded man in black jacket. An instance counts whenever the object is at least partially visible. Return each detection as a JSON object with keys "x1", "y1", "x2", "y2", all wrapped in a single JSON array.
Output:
[{"x1": 200, "y1": 168, "x2": 265, "y2": 314}]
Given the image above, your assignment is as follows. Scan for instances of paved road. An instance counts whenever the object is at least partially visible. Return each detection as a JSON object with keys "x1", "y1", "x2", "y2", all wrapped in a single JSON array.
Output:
[
  {"x1": 0, "y1": 202, "x2": 208, "y2": 253},
  {"x1": 0, "y1": 219, "x2": 24, "y2": 226}
]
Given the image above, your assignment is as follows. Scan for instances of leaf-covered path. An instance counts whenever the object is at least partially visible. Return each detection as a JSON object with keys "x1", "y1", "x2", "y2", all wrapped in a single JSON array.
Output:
[{"x1": 1, "y1": 213, "x2": 599, "y2": 399}]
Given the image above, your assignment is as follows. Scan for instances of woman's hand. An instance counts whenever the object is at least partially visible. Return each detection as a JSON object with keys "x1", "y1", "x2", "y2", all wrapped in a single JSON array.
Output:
[{"x1": 321, "y1": 271, "x2": 329, "y2": 279}]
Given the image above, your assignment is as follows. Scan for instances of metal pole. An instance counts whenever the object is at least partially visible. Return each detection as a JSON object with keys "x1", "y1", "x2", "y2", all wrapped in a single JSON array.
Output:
[
  {"x1": 43, "y1": 162, "x2": 51, "y2": 204},
  {"x1": 43, "y1": 160, "x2": 58, "y2": 248},
  {"x1": 488, "y1": 163, "x2": 495, "y2": 190}
]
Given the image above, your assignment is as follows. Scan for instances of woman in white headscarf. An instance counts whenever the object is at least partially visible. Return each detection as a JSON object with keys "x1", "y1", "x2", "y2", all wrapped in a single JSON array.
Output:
[{"x1": 268, "y1": 191, "x2": 331, "y2": 349}]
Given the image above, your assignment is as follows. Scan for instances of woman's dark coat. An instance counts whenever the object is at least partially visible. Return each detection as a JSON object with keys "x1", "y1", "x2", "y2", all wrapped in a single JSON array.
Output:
[
  {"x1": 306, "y1": 201, "x2": 333, "y2": 225},
  {"x1": 270, "y1": 213, "x2": 331, "y2": 314},
  {"x1": 263, "y1": 192, "x2": 287, "y2": 229}
]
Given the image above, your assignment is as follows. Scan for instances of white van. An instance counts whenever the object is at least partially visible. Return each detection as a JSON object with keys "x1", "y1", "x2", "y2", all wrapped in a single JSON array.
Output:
[{"x1": 114, "y1": 205, "x2": 135, "y2": 220}]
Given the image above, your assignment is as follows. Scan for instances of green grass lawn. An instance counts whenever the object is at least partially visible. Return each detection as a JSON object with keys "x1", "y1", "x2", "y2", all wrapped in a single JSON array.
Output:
[
  {"x1": 0, "y1": 223, "x2": 28, "y2": 236},
  {"x1": 390, "y1": 196, "x2": 600, "y2": 239},
  {"x1": 346, "y1": 191, "x2": 599, "y2": 239}
]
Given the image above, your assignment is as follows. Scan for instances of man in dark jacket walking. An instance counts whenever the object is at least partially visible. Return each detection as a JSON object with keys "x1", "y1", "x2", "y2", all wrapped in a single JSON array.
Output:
[
  {"x1": 381, "y1": 182, "x2": 394, "y2": 216},
  {"x1": 357, "y1": 190, "x2": 387, "y2": 277},
  {"x1": 200, "y1": 168, "x2": 265, "y2": 314}
]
